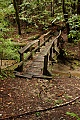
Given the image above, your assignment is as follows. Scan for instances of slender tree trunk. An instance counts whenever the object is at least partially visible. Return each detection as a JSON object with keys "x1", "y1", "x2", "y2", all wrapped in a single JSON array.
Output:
[
  {"x1": 13, "y1": 0, "x2": 21, "y2": 35},
  {"x1": 64, "y1": 14, "x2": 71, "y2": 43},
  {"x1": 51, "y1": 0, "x2": 54, "y2": 17},
  {"x1": 62, "y1": 0, "x2": 66, "y2": 16},
  {"x1": 77, "y1": 0, "x2": 80, "y2": 15},
  {"x1": 62, "y1": 0, "x2": 71, "y2": 42}
]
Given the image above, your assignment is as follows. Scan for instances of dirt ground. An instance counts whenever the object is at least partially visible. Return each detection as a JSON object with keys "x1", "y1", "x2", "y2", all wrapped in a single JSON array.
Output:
[
  {"x1": 0, "y1": 27, "x2": 80, "y2": 120},
  {"x1": 0, "y1": 74, "x2": 80, "y2": 120}
]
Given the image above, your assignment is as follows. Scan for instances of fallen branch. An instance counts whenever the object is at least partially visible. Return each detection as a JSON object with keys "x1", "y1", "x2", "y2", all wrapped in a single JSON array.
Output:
[{"x1": 2, "y1": 96, "x2": 80, "y2": 120}]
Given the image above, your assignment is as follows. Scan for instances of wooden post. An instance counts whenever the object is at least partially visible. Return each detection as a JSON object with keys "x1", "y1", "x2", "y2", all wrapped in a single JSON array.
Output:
[
  {"x1": 49, "y1": 46, "x2": 52, "y2": 60},
  {"x1": 20, "y1": 53, "x2": 23, "y2": 62},
  {"x1": 53, "y1": 42, "x2": 55, "y2": 53},
  {"x1": 20, "y1": 53, "x2": 23, "y2": 71},
  {"x1": 57, "y1": 37, "x2": 60, "y2": 47},
  {"x1": 30, "y1": 46, "x2": 33, "y2": 59},
  {"x1": 44, "y1": 36, "x2": 45, "y2": 46},
  {"x1": 38, "y1": 40, "x2": 40, "y2": 52},
  {"x1": 43, "y1": 54, "x2": 48, "y2": 75}
]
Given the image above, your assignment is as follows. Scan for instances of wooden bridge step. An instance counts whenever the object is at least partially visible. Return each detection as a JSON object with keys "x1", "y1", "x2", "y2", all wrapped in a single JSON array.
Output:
[
  {"x1": 15, "y1": 71, "x2": 52, "y2": 79},
  {"x1": 32, "y1": 75, "x2": 52, "y2": 79},
  {"x1": 15, "y1": 72, "x2": 33, "y2": 79},
  {"x1": 29, "y1": 61, "x2": 43, "y2": 67}
]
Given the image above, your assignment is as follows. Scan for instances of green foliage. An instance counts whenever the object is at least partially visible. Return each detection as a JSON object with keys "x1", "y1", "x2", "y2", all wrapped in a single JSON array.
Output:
[
  {"x1": 0, "y1": 0, "x2": 19, "y2": 61},
  {"x1": 65, "y1": 0, "x2": 78, "y2": 14},
  {"x1": 54, "y1": 99, "x2": 63, "y2": 105},
  {"x1": 68, "y1": 15, "x2": 80, "y2": 41},
  {"x1": 66, "y1": 112, "x2": 80, "y2": 120},
  {"x1": 19, "y1": 0, "x2": 52, "y2": 29},
  {"x1": 0, "y1": 38, "x2": 19, "y2": 61},
  {"x1": 35, "y1": 112, "x2": 40, "y2": 117}
]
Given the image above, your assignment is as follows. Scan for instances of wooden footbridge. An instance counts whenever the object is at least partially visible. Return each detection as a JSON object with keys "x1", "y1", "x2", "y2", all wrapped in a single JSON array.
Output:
[{"x1": 15, "y1": 30, "x2": 64, "y2": 79}]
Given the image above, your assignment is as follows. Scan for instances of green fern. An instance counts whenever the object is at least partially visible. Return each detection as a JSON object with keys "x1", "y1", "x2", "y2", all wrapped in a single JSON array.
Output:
[{"x1": 66, "y1": 112, "x2": 80, "y2": 120}]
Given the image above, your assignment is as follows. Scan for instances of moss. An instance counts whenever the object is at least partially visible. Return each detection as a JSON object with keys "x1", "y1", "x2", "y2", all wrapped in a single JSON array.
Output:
[{"x1": 28, "y1": 34, "x2": 40, "y2": 40}]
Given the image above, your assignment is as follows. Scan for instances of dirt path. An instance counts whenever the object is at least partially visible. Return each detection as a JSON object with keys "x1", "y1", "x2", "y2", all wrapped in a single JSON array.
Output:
[
  {"x1": 0, "y1": 27, "x2": 80, "y2": 120},
  {"x1": 0, "y1": 71, "x2": 80, "y2": 120}
]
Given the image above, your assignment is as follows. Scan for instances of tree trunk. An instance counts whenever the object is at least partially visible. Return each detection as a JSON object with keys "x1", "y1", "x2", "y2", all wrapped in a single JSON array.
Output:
[
  {"x1": 13, "y1": 0, "x2": 21, "y2": 35},
  {"x1": 51, "y1": 0, "x2": 54, "y2": 17},
  {"x1": 77, "y1": 0, "x2": 80, "y2": 15},
  {"x1": 64, "y1": 14, "x2": 71, "y2": 43},
  {"x1": 62, "y1": 0, "x2": 66, "y2": 17}
]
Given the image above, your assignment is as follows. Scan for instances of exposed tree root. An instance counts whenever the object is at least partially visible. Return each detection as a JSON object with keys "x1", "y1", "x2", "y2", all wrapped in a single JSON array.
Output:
[{"x1": 2, "y1": 96, "x2": 80, "y2": 120}]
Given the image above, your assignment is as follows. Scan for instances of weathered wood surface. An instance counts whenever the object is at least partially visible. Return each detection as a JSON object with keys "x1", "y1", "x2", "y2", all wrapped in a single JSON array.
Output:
[
  {"x1": 18, "y1": 40, "x2": 39, "y2": 54},
  {"x1": 15, "y1": 37, "x2": 54, "y2": 78},
  {"x1": 15, "y1": 31, "x2": 62, "y2": 79}
]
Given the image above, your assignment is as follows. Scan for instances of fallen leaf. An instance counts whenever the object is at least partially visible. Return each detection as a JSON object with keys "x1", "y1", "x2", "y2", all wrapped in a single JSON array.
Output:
[
  {"x1": 8, "y1": 93, "x2": 12, "y2": 97},
  {"x1": 0, "y1": 98, "x2": 2, "y2": 103}
]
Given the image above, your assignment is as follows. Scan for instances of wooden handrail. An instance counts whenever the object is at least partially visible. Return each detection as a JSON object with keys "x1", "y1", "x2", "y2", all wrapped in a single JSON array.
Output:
[
  {"x1": 43, "y1": 30, "x2": 62, "y2": 75},
  {"x1": 16, "y1": 30, "x2": 62, "y2": 74},
  {"x1": 18, "y1": 40, "x2": 39, "y2": 54},
  {"x1": 17, "y1": 39, "x2": 40, "y2": 72}
]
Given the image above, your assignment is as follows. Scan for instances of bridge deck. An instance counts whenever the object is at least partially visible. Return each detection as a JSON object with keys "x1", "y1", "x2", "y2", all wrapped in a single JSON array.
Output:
[{"x1": 15, "y1": 35, "x2": 59, "y2": 79}]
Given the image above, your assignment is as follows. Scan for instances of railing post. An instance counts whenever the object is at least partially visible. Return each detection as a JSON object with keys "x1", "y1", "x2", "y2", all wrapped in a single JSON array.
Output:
[
  {"x1": 44, "y1": 36, "x2": 46, "y2": 46},
  {"x1": 30, "y1": 45, "x2": 33, "y2": 59},
  {"x1": 38, "y1": 40, "x2": 40, "y2": 52},
  {"x1": 20, "y1": 53, "x2": 24, "y2": 72},
  {"x1": 49, "y1": 46, "x2": 52, "y2": 60},
  {"x1": 57, "y1": 37, "x2": 60, "y2": 47},
  {"x1": 43, "y1": 54, "x2": 48, "y2": 75},
  {"x1": 53, "y1": 42, "x2": 55, "y2": 53},
  {"x1": 20, "y1": 53, "x2": 23, "y2": 62}
]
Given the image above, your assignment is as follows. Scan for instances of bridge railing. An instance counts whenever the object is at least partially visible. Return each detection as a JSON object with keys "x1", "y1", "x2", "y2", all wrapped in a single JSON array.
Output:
[
  {"x1": 43, "y1": 30, "x2": 62, "y2": 75},
  {"x1": 15, "y1": 30, "x2": 63, "y2": 76},
  {"x1": 16, "y1": 31, "x2": 52, "y2": 72}
]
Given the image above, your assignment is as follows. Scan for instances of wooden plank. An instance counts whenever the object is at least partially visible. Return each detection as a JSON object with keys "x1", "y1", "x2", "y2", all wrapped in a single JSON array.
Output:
[
  {"x1": 44, "y1": 30, "x2": 51, "y2": 37},
  {"x1": 15, "y1": 72, "x2": 32, "y2": 79},
  {"x1": 15, "y1": 30, "x2": 62, "y2": 77},
  {"x1": 28, "y1": 72, "x2": 42, "y2": 76},
  {"x1": 33, "y1": 56, "x2": 44, "y2": 62},
  {"x1": 33, "y1": 75, "x2": 52, "y2": 79}
]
